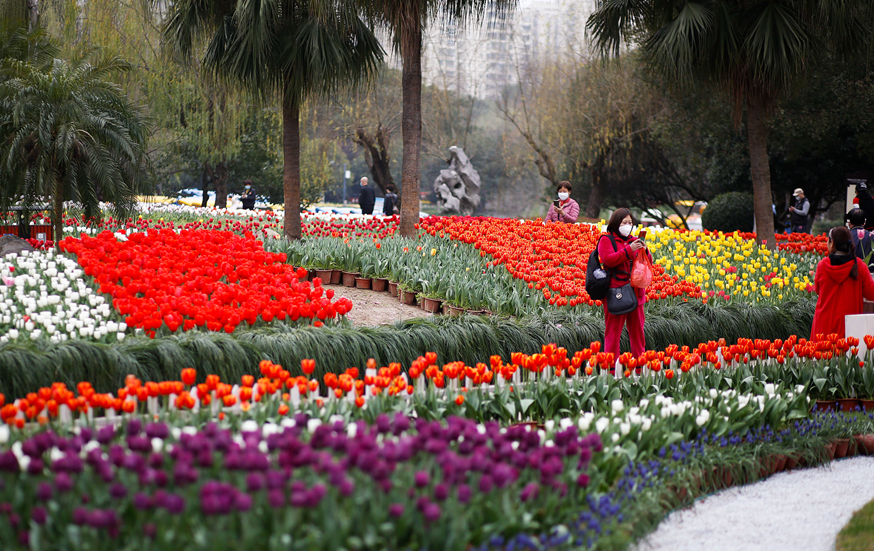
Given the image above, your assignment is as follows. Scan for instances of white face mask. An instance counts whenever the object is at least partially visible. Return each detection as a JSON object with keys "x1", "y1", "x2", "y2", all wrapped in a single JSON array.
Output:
[
  {"x1": 618, "y1": 223, "x2": 633, "y2": 237},
  {"x1": 557, "y1": 192, "x2": 569, "y2": 201},
  {"x1": 245, "y1": 185, "x2": 251, "y2": 190}
]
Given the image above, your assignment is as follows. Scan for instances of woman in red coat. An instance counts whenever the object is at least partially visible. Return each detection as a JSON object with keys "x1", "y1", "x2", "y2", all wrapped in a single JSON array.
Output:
[
  {"x1": 811, "y1": 226, "x2": 874, "y2": 340},
  {"x1": 598, "y1": 208, "x2": 650, "y2": 362}
]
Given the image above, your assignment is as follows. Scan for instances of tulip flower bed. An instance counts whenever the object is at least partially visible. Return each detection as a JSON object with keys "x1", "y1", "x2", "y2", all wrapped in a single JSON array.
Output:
[
  {"x1": 57, "y1": 229, "x2": 351, "y2": 338},
  {"x1": 0, "y1": 343, "x2": 871, "y2": 550},
  {"x1": 416, "y1": 217, "x2": 821, "y2": 308}
]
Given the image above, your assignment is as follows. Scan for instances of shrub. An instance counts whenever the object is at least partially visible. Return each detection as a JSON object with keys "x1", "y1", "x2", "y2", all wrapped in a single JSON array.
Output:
[{"x1": 702, "y1": 192, "x2": 755, "y2": 233}]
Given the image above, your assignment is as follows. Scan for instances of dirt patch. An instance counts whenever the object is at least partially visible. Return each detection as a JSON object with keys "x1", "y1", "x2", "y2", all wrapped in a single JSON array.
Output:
[{"x1": 325, "y1": 284, "x2": 433, "y2": 327}]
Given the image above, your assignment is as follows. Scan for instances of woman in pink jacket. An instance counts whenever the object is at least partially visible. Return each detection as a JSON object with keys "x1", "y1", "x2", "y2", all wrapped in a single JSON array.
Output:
[
  {"x1": 546, "y1": 181, "x2": 580, "y2": 223},
  {"x1": 598, "y1": 208, "x2": 649, "y2": 361}
]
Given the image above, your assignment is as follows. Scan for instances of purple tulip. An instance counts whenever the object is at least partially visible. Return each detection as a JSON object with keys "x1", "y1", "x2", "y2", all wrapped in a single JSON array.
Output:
[
  {"x1": 145, "y1": 422, "x2": 169, "y2": 439},
  {"x1": 17, "y1": 530, "x2": 28, "y2": 547},
  {"x1": 235, "y1": 492, "x2": 253, "y2": 512},
  {"x1": 127, "y1": 418, "x2": 142, "y2": 436},
  {"x1": 576, "y1": 473, "x2": 590, "y2": 488},
  {"x1": 26, "y1": 458, "x2": 44, "y2": 475},
  {"x1": 36, "y1": 482, "x2": 53, "y2": 501},
  {"x1": 414, "y1": 471, "x2": 430, "y2": 488},
  {"x1": 0, "y1": 451, "x2": 18, "y2": 472},
  {"x1": 72, "y1": 507, "x2": 88, "y2": 525},
  {"x1": 246, "y1": 473, "x2": 265, "y2": 493},
  {"x1": 423, "y1": 502, "x2": 441, "y2": 522},
  {"x1": 54, "y1": 472, "x2": 72, "y2": 493},
  {"x1": 389, "y1": 503, "x2": 404, "y2": 517},
  {"x1": 457, "y1": 484, "x2": 471, "y2": 504},
  {"x1": 434, "y1": 483, "x2": 448, "y2": 501},
  {"x1": 478, "y1": 474, "x2": 493, "y2": 493},
  {"x1": 520, "y1": 482, "x2": 540, "y2": 502},
  {"x1": 96, "y1": 425, "x2": 115, "y2": 445},
  {"x1": 133, "y1": 492, "x2": 152, "y2": 510},
  {"x1": 109, "y1": 483, "x2": 128, "y2": 500}
]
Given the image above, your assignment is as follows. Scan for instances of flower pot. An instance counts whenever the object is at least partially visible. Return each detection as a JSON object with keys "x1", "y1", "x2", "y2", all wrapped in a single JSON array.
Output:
[
  {"x1": 775, "y1": 454, "x2": 787, "y2": 473},
  {"x1": 853, "y1": 434, "x2": 874, "y2": 455},
  {"x1": 422, "y1": 297, "x2": 442, "y2": 313},
  {"x1": 342, "y1": 271, "x2": 359, "y2": 287},
  {"x1": 400, "y1": 290, "x2": 417, "y2": 306},
  {"x1": 355, "y1": 277, "x2": 371, "y2": 289},
  {"x1": 330, "y1": 270, "x2": 342, "y2": 285},
  {"x1": 372, "y1": 278, "x2": 389, "y2": 292},
  {"x1": 837, "y1": 398, "x2": 861, "y2": 412},
  {"x1": 814, "y1": 400, "x2": 837, "y2": 412},
  {"x1": 785, "y1": 455, "x2": 799, "y2": 470},
  {"x1": 388, "y1": 281, "x2": 399, "y2": 297},
  {"x1": 315, "y1": 269, "x2": 333, "y2": 283},
  {"x1": 861, "y1": 399, "x2": 874, "y2": 412},
  {"x1": 442, "y1": 303, "x2": 465, "y2": 316},
  {"x1": 835, "y1": 438, "x2": 850, "y2": 459}
]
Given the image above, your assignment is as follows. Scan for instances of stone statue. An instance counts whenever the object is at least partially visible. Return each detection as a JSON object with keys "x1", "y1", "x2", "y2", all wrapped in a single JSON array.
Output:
[{"x1": 433, "y1": 146, "x2": 481, "y2": 216}]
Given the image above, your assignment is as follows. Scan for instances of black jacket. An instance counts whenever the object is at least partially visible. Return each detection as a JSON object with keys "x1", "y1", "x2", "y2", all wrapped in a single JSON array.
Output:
[
  {"x1": 790, "y1": 196, "x2": 809, "y2": 227},
  {"x1": 858, "y1": 192, "x2": 874, "y2": 230},
  {"x1": 383, "y1": 192, "x2": 397, "y2": 215},
  {"x1": 359, "y1": 185, "x2": 375, "y2": 208}
]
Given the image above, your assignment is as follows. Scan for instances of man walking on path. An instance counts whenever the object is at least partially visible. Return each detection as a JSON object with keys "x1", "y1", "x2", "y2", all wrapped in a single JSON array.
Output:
[
  {"x1": 358, "y1": 177, "x2": 376, "y2": 215},
  {"x1": 789, "y1": 188, "x2": 810, "y2": 234}
]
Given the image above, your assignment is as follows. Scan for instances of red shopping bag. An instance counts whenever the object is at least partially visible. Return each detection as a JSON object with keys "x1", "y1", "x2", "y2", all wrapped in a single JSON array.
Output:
[{"x1": 630, "y1": 249, "x2": 653, "y2": 289}]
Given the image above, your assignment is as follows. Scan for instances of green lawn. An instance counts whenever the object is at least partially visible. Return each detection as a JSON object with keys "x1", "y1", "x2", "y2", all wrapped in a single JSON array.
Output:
[{"x1": 837, "y1": 498, "x2": 874, "y2": 551}]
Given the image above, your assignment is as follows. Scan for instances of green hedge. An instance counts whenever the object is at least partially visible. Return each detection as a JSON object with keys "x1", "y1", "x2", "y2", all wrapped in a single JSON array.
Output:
[{"x1": 0, "y1": 298, "x2": 814, "y2": 396}]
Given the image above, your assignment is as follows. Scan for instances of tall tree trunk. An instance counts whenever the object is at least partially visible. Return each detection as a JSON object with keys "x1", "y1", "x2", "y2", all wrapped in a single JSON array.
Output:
[
  {"x1": 398, "y1": 21, "x2": 423, "y2": 237},
  {"x1": 53, "y1": 174, "x2": 63, "y2": 250},
  {"x1": 585, "y1": 169, "x2": 604, "y2": 219},
  {"x1": 214, "y1": 160, "x2": 228, "y2": 209},
  {"x1": 282, "y1": 97, "x2": 302, "y2": 240},
  {"x1": 747, "y1": 95, "x2": 776, "y2": 250}
]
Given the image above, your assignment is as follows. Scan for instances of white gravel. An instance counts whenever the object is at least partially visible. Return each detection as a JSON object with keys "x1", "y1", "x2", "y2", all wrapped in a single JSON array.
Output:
[{"x1": 637, "y1": 457, "x2": 874, "y2": 551}]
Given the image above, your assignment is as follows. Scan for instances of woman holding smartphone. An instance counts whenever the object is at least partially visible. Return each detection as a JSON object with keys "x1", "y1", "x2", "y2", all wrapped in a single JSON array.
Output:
[
  {"x1": 546, "y1": 181, "x2": 579, "y2": 223},
  {"x1": 598, "y1": 208, "x2": 650, "y2": 363}
]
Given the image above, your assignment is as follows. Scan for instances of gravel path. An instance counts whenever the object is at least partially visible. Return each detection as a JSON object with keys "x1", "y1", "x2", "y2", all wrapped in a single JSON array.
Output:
[
  {"x1": 325, "y1": 285, "x2": 432, "y2": 327},
  {"x1": 637, "y1": 457, "x2": 874, "y2": 551}
]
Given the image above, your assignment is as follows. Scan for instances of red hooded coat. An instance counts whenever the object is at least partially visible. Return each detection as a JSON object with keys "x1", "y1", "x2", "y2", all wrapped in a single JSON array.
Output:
[{"x1": 811, "y1": 256, "x2": 874, "y2": 340}]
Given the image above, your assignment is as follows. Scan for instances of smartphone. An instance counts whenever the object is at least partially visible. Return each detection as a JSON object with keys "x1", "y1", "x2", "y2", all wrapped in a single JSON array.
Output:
[
  {"x1": 638, "y1": 229, "x2": 647, "y2": 240},
  {"x1": 553, "y1": 200, "x2": 561, "y2": 208}
]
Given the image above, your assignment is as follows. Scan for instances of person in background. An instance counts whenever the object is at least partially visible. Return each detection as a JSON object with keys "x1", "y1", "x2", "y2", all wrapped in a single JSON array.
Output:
[
  {"x1": 855, "y1": 182, "x2": 874, "y2": 231},
  {"x1": 810, "y1": 226, "x2": 874, "y2": 340},
  {"x1": 241, "y1": 180, "x2": 256, "y2": 210},
  {"x1": 788, "y1": 188, "x2": 810, "y2": 233},
  {"x1": 383, "y1": 184, "x2": 398, "y2": 216},
  {"x1": 847, "y1": 208, "x2": 874, "y2": 268},
  {"x1": 358, "y1": 177, "x2": 376, "y2": 215},
  {"x1": 545, "y1": 181, "x2": 580, "y2": 223},
  {"x1": 598, "y1": 208, "x2": 650, "y2": 362}
]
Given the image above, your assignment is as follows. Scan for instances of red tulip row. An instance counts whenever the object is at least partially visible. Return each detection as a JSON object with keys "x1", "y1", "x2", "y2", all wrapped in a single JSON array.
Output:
[{"x1": 59, "y1": 229, "x2": 351, "y2": 337}]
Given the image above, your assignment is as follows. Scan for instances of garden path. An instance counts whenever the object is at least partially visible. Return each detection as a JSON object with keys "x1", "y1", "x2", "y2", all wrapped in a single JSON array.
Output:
[
  {"x1": 637, "y1": 456, "x2": 874, "y2": 551},
  {"x1": 325, "y1": 285, "x2": 432, "y2": 327}
]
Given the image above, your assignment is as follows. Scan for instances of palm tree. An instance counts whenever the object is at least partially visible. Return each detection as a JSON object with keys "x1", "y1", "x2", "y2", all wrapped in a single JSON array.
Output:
[
  {"x1": 163, "y1": 0, "x2": 384, "y2": 241},
  {"x1": 0, "y1": 51, "x2": 148, "y2": 246},
  {"x1": 369, "y1": 0, "x2": 516, "y2": 237},
  {"x1": 587, "y1": 1, "x2": 872, "y2": 248}
]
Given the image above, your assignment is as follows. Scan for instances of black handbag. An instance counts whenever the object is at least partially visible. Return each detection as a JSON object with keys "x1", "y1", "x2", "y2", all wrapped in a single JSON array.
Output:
[{"x1": 606, "y1": 283, "x2": 638, "y2": 315}]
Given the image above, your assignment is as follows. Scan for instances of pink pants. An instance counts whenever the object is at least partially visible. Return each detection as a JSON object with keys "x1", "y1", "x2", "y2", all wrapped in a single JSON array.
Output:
[{"x1": 603, "y1": 303, "x2": 646, "y2": 359}]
